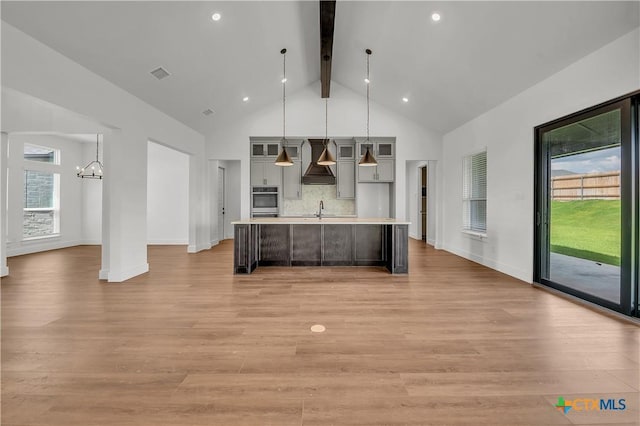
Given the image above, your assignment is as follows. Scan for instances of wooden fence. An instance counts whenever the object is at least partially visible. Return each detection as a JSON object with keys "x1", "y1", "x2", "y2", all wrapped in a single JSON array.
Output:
[{"x1": 552, "y1": 171, "x2": 620, "y2": 200}]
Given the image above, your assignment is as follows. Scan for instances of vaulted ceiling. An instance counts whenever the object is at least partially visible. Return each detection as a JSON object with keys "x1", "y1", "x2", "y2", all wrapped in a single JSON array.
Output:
[{"x1": 2, "y1": 1, "x2": 639, "y2": 135}]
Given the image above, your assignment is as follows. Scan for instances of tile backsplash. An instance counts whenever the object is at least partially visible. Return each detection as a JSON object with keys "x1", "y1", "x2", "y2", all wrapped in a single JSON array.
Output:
[{"x1": 282, "y1": 185, "x2": 355, "y2": 216}]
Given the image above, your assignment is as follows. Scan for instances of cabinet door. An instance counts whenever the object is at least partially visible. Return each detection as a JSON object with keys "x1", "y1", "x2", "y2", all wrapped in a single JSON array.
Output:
[
  {"x1": 250, "y1": 161, "x2": 266, "y2": 186},
  {"x1": 376, "y1": 143, "x2": 394, "y2": 158},
  {"x1": 263, "y1": 160, "x2": 282, "y2": 186},
  {"x1": 284, "y1": 145, "x2": 299, "y2": 159},
  {"x1": 337, "y1": 144, "x2": 354, "y2": 160},
  {"x1": 337, "y1": 161, "x2": 355, "y2": 199},
  {"x1": 251, "y1": 143, "x2": 265, "y2": 157},
  {"x1": 376, "y1": 159, "x2": 394, "y2": 182},
  {"x1": 283, "y1": 161, "x2": 301, "y2": 199},
  {"x1": 359, "y1": 142, "x2": 375, "y2": 156},
  {"x1": 266, "y1": 143, "x2": 280, "y2": 157},
  {"x1": 358, "y1": 164, "x2": 376, "y2": 182}
]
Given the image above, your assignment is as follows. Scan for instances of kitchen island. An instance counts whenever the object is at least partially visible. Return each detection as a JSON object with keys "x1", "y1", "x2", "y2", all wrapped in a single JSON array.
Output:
[{"x1": 233, "y1": 217, "x2": 409, "y2": 274}]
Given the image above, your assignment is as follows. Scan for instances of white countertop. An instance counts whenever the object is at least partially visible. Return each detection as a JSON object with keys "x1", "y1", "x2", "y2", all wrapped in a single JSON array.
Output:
[{"x1": 233, "y1": 217, "x2": 410, "y2": 225}]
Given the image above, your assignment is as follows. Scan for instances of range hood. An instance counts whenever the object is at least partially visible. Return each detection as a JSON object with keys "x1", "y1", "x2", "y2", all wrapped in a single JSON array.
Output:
[{"x1": 302, "y1": 139, "x2": 336, "y2": 185}]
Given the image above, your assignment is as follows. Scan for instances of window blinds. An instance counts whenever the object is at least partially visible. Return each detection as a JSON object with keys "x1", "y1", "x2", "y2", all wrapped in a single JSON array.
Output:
[{"x1": 463, "y1": 151, "x2": 487, "y2": 233}]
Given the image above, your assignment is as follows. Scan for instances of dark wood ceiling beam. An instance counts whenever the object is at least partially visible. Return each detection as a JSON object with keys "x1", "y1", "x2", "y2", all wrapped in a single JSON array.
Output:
[{"x1": 320, "y1": 0, "x2": 336, "y2": 98}]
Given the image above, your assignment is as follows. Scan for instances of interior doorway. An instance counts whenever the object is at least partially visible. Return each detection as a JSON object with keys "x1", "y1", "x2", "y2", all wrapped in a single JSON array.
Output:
[
  {"x1": 421, "y1": 166, "x2": 427, "y2": 242},
  {"x1": 210, "y1": 159, "x2": 241, "y2": 244},
  {"x1": 218, "y1": 167, "x2": 225, "y2": 241}
]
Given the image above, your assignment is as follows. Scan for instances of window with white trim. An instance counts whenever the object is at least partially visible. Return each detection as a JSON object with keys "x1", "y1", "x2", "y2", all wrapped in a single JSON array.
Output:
[
  {"x1": 23, "y1": 170, "x2": 60, "y2": 238},
  {"x1": 23, "y1": 143, "x2": 60, "y2": 164},
  {"x1": 462, "y1": 150, "x2": 487, "y2": 234}
]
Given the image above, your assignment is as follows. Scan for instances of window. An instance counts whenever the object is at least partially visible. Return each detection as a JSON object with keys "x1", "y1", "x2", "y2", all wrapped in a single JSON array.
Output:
[
  {"x1": 463, "y1": 150, "x2": 487, "y2": 234},
  {"x1": 23, "y1": 170, "x2": 60, "y2": 238},
  {"x1": 23, "y1": 143, "x2": 59, "y2": 164}
]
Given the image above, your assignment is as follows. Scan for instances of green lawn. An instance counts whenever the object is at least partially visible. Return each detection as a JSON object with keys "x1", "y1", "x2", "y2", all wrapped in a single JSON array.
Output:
[{"x1": 550, "y1": 200, "x2": 620, "y2": 266}]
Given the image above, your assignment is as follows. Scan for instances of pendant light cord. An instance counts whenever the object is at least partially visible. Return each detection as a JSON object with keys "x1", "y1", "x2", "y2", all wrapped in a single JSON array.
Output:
[
  {"x1": 282, "y1": 49, "x2": 286, "y2": 145},
  {"x1": 366, "y1": 50, "x2": 370, "y2": 142}
]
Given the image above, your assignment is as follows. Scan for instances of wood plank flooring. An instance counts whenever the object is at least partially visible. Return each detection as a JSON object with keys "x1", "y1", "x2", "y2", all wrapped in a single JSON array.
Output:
[{"x1": 2, "y1": 240, "x2": 638, "y2": 425}]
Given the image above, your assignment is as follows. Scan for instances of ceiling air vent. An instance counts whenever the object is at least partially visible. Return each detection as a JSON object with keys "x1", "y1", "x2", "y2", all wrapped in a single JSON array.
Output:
[
  {"x1": 202, "y1": 109, "x2": 214, "y2": 116},
  {"x1": 150, "y1": 67, "x2": 171, "y2": 80}
]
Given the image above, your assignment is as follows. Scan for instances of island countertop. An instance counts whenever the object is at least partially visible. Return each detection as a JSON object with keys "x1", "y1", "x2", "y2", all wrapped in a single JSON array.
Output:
[{"x1": 232, "y1": 217, "x2": 410, "y2": 225}]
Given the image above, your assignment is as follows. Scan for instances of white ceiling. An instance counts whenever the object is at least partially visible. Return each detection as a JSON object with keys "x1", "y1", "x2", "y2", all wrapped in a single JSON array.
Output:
[{"x1": 2, "y1": 1, "x2": 639, "y2": 135}]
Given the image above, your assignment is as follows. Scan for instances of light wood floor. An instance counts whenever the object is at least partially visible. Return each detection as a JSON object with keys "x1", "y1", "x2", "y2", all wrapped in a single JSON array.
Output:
[{"x1": 2, "y1": 240, "x2": 638, "y2": 425}]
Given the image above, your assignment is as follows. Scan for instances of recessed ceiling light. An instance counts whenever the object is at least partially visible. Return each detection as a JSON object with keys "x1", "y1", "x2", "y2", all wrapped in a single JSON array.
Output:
[
  {"x1": 402, "y1": 97, "x2": 409, "y2": 103},
  {"x1": 211, "y1": 13, "x2": 221, "y2": 21},
  {"x1": 431, "y1": 12, "x2": 441, "y2": 22},
  {"x1": 281, "y1": 78, "x2": 287, "y2": 83},
  {"x1": 364, "y1": 78, "x2": 370, "y2": 84},
  {"x1": 242, "y1": 96, "x2": 249, "y2": 102}
]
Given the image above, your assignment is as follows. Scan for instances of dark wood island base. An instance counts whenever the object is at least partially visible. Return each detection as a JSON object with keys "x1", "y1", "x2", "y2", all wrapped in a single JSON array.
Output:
[{"x1": 233, "y1": 219, "x2": 409, "y2": 274}]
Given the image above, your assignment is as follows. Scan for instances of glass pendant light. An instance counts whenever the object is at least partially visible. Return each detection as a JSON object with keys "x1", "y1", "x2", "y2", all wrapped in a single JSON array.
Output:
[
  {"x1": 317, "y1": 98, "x2": 336, "y2": 166},
  {"x1": 76, "y1": 134, "x2": 104, "y2": 179},
  {"x1": 275, "y1": 48, "x2": 293, "y2": 167},
  {"x1": 359, "y1": 48, "x2": 377, "y2": 167}
]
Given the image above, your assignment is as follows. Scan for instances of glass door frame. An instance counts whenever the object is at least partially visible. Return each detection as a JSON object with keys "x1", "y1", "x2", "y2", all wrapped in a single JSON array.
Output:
[{"x1": 534, "y1": 94, "x2": 637, "y2": 317}]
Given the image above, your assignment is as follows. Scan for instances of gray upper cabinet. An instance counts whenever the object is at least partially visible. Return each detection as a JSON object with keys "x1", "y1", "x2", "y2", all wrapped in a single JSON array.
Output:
[
  {"x1": 336, "y1": 140, "x2": 356, "y2": 199},
  {"x1": 282, "y1": 144, "x2": 299, "y2": 160},
  {"x1": 282, "y1": 160, "x2": 302, "y2": 199},
  {"x1": 338, "y1": 144, "x2": 355, "y2": 160},
  {"x1": 251, "y1": 159, "x2": 282, "y2": 186},
  {"x1": 251, "y1": 142, "x2": 280, "y2": 158},
  {"x1": 337, "y1": 161, "x2": 355, "y2": 199},
  {"x1": 375, "y1": 159, "x2": 394, "y2": 182},
  {"x1": 356, "y1": 139, "x2": 395, "y2": 183},
  {"x1": 357, "y1": 141, "x2": 394, "y2": 159},
  {"x1": 357, "y1": 159, "x2": 394, "y2": 182},
  {"x1": 251, "y1": 140, "x2": 286, "y2": 186},
  {"x1": 281, "y1": 141, "x2": 303, "y2": 199}
]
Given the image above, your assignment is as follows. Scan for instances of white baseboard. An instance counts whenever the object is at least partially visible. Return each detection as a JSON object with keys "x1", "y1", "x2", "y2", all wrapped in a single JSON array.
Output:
[
  {"x1": 1, "y1": 266, "x2": 8, "y2": 277},
  {"x1": 107, "y1": 262, "x2": 149, "y2": 282},
  {"x1": 427, "y1": 238, "x2": 436, "y2": 246},
  {"x1": 409, "y1": 233, "x2": 420, "y2": 240},
  {"x1": 188, "y1": 243, "x2": 212, "y2": 253},
  {"x1": 147, "y1": 239, "x2": 189, "y2": 245},
  {"x1": 442, "y1": 244, "x2": 530, "y2": 283},
  {"x1": 81, "y1": 240, "x2": 102, "y2": 245},
  {"x1": 8, "y1": 239, "x2": 84, "y2": 257},
  {"x1": 99, "y1": 269, "x2": 109, "y2": 280},
  {"x1": 210, "y1": 239, "x2": 220, "y2": 247}
]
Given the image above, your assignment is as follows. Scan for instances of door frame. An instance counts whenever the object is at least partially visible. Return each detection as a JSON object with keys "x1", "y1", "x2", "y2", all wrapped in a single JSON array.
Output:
[
  {"x1": 534, "y1": 96, "x2": 635, "y2": 316},
  {"x1": 218, "y1": 166, "x2": 226, "y2": 240}
]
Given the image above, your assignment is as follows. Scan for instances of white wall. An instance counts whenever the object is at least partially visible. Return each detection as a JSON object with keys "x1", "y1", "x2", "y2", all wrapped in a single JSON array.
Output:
[
  {"x1": 441, "y1": 28, "x2": 640, "y2": 283},
  {"x1": 6, "y1": 134, "x2": 89, "y2": 256},
  {"x1": 147, "y1": 141, "x2": 189, "y2": 244},
  {"x1": 1, "y1": 132, "x2": 9, "y2": 276},
  {"x1": 2, "y1": 23, "x2": 208, "y2": 282},
  {"x1": 206, "y1": 81, "x2": 442, "y2": 225},
  {"x1": 82, "y1": 141, "x2": 103, "y2": 245}
]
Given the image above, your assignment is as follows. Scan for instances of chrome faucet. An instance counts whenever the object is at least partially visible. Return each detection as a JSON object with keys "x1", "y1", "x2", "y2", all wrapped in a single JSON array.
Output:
[{"x1": 317, "y1": 200, "x2": 324, "y2": 219}]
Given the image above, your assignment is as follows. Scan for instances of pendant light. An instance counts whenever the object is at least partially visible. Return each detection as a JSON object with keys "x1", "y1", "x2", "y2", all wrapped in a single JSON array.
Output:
[
  {"x1": 275, "y1": 48, "x2": 293, "y2": 167},
  {"x1": 359, "y1": 48, "x2": 377, "y2": 167},
  {"x1": 76, "y1": 134, "x2": 104, "y2": 179},
  {"x1": 317, "y1": 98, "x2": 336, "y2": 166}
]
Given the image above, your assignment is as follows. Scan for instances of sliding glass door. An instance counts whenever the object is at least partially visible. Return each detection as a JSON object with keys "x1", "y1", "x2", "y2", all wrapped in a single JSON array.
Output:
[{"x1": 535, "y1": 97, "x2": 636, "y2": 316}]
